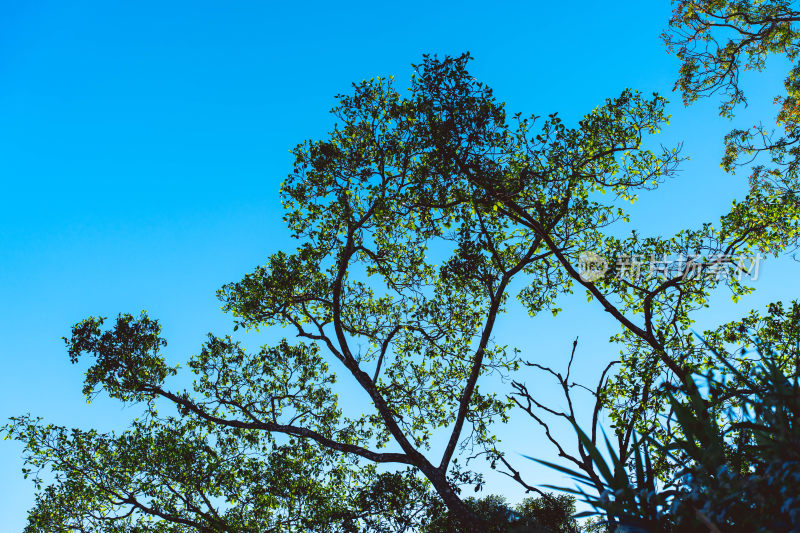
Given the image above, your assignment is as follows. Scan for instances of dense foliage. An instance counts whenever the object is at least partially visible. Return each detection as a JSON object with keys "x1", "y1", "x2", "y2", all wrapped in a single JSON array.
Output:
[
  {"x1": 531, "y1": 303, "x2": 800, "y2": 532},
  {"x1": 421, "y1": 493, "x2": 579, "y2": 533}
]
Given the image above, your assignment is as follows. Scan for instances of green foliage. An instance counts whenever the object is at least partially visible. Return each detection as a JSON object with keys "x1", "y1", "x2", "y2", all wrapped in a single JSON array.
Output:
[
  {"x1": 530, "y1": 304, "x2": 800, "y2": 532},
  {"x1": 665, "y1": 0, "x2": 800, "y2": 252},
  {"x1": 514, "y1": 494, "x2": 581, "y2": 533},
  {"x1": 66, "y1": 312, "x2": 177, "y2": 402},
  {"x1": 5, "y1": 413, "x2": 436, "y2": 532},
  {"x1": 4, "y1": 12, "x2": 800, "y2": 527},
  {"x1": 7, "y1": 52, "x2": 690, "y2": 532},
  {"x1": 422, "y1": 493, "x2": 580, "y2": 533},
  {"x1": 528, "y1": 426, "x2": 670, "y2": 533},
  {"x1": 665, "y1": 0, "x2": 800, "y2": 117}
]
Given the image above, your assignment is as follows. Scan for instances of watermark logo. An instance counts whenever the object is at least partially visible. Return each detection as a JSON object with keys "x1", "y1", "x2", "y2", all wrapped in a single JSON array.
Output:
[{"x1": 578, "y1": 251, "x2": 609, "y2": 282}]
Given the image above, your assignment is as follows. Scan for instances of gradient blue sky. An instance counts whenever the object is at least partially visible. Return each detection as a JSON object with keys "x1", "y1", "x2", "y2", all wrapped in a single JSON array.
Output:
[{"x1": 1, "y1": 1, "x2": 795, "y2": 529}]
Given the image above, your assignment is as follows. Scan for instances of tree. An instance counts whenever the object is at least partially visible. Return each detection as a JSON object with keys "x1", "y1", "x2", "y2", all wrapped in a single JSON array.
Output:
[
  {"x1": 5, "y1": 33, "x2": 800, "y2": 531},
  {"x1": 5, "y1": 413, "x2": 433, "y2": 532},
  {"x1": 495, "y1": 4, "x2": 800, "y2": 530},
  {"x1": 666, "y1": 0, "x2": 800, "y2": 208},
  {"x1": 4, "y1": 52, "x2": 697, "y2": 532},
  {"x1": 422, "y1": 493, "x2": 580, "y2": 533}
]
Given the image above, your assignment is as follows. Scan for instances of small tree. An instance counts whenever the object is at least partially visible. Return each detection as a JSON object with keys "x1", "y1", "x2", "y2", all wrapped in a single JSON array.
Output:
[{"x1": 422, "y1": 493, "x2": 580, "y2": 533}]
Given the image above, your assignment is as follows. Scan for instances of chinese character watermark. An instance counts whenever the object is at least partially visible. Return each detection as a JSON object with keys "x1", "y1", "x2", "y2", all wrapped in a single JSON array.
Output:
[{"x1": 578, "y1": 252, "x2": 762, "y2": 282}]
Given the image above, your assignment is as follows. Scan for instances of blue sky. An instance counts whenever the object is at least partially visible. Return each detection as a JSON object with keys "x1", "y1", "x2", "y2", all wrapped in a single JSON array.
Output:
[{"x1": 1, "y1": 0, "x2": 795, "y2": 528}]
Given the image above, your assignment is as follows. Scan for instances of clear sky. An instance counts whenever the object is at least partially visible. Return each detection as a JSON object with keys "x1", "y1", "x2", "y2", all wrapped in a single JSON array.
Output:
[{"x1": 1, "y1": 1, "x2": 795, "y2": 529}]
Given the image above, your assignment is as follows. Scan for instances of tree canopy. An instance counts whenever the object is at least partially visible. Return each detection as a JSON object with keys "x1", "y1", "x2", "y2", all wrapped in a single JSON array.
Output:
[{"x1": 5, "y1": 3, "x2": 800, "y2": 532}]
